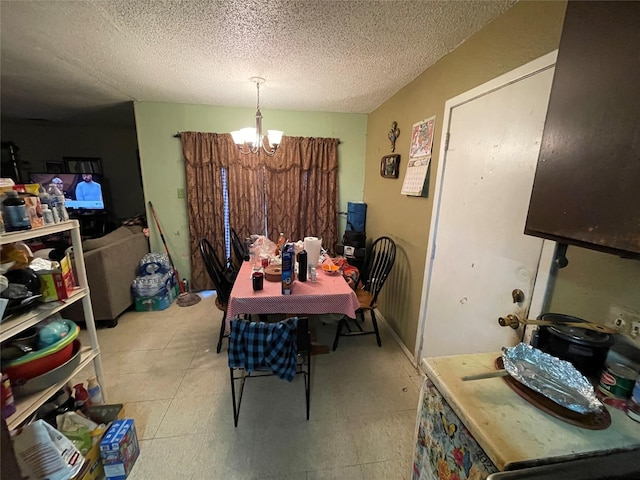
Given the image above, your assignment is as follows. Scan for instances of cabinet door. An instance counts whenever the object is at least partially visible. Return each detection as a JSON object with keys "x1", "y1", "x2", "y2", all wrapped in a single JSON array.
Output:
[{"x1": 525, "y1": 1, "x2": 640, "y2": 257}]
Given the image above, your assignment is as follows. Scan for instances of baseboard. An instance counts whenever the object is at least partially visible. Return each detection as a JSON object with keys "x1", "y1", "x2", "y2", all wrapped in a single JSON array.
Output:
[{"x1": 375, "y1": 309, "x2": 418, "y2": 368}]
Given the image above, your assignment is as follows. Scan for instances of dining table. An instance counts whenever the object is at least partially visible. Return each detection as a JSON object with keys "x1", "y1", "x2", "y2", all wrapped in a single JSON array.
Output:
[{"x1": 226, "y1": 261, "x2": 360, "y2": 333}]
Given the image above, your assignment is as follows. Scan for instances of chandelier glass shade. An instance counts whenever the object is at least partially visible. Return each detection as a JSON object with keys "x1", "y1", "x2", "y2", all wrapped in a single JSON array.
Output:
[{"x1": 231, "y1": 77, "x2": 283, "y2": 156}]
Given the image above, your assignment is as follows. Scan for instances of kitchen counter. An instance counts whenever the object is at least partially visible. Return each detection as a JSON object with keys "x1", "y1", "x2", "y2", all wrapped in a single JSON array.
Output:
[{"x1": 421, "y1": 352, "x2": 640, "y2": 471}]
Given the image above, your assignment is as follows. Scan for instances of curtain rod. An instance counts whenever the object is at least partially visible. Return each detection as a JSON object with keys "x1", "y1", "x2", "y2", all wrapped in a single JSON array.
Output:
[{"x1": 173, "y1": 132, "x2": 341, "y2": 144}]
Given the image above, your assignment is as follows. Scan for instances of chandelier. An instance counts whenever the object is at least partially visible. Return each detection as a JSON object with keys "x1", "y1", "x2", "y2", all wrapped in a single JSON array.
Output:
[{"x1": 230, "y1": 77, "x2": 283, "y2": 156}]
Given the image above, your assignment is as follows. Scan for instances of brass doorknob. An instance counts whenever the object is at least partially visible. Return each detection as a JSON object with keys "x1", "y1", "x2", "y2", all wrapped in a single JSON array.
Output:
[{"x1": 498, "y1": 314, "x2": 520, "y2": 329}]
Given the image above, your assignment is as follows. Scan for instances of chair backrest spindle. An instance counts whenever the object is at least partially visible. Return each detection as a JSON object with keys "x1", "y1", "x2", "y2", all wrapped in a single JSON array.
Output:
[
  {"x1": 199, "y1": 238, "x2": 233, "y2": 304},
  {"x1": 231, "y1": 228, "x2": 249, "y2": 269},
  {"x1": 360, "y1": 236, "x2": 396, "y2": 306}
]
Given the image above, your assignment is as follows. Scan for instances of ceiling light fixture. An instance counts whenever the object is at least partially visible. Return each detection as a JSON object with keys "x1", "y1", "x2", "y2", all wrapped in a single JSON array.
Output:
[{"x1": 230, "y1": 77, "x2": 283, "y2": 156}]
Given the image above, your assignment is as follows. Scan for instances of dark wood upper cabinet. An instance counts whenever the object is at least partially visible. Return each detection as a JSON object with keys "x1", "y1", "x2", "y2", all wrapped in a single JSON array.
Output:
[{"x1": 525, "y1": 1, "x2": 640, "y2": 258}]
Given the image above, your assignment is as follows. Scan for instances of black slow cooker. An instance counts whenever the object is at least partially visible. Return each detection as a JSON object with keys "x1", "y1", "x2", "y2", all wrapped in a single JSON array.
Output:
[{"x1": 531, "y1": 313, "x2": 615, "y2": 378}]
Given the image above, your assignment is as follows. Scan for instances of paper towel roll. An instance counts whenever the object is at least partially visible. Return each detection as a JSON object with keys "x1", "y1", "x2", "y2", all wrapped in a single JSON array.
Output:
[{"x1": 303, "y1": 237, "x2": 322, "y2": 267}]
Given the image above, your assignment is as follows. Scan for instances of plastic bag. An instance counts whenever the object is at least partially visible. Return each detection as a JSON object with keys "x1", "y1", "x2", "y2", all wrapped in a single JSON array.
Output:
[
  {"x1": 56, "y1": 411, "x2": 99, "y2": 455},
  {"x1": 250, "y1": 235, "x2": 278, "y2": 258},
  {"x1": 326, "y1": 256, "x2": 359, "y2": 289},
  {"x1": 12, "y1": 419, "x2": 84, "y2": 480}
]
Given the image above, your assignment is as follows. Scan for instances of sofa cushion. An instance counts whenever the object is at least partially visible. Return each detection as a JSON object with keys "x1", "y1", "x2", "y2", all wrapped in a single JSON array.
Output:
[
  {"x1": 83, "y1": 226, "x2": 133, "y2": 252},
  {"x1": 123, "y1": 225, "x2": 144, "y2": 235}
]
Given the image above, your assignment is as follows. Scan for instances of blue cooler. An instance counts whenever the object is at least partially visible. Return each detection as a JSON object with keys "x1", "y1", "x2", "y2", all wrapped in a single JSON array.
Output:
[{"x1": 347, "y1": 202, "x2": 367, "y2": 232}]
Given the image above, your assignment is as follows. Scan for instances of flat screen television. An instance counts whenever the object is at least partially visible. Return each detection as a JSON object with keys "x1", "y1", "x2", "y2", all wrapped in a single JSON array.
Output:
[{"x1": 29, "y1": 172, "x2": 106, "y2": 210}]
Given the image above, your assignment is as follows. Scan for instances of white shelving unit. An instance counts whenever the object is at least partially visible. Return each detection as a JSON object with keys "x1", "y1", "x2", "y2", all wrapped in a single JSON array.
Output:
[{"x1": 1, "y1": 220, "x2": 106, "y2": 429}]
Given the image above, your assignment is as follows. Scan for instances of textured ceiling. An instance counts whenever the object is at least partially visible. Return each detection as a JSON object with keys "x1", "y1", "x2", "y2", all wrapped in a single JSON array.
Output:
[{"x1": 0, "y1": 0, "x2": 516, "y2": 127}]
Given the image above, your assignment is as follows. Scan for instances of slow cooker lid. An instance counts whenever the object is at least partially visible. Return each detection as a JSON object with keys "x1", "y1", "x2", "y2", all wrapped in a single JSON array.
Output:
[{"x1": 548, "y1": 324, "x2": 614, "y2": 346}]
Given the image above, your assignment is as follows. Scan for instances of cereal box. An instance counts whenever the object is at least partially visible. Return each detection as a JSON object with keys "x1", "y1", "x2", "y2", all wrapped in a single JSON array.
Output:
[{"x1": 99, "y1": 419, "x2": 139, "y2": 480}]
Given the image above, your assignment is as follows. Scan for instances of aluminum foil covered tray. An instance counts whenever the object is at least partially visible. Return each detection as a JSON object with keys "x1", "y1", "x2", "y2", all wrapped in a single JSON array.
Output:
[{"x1": 502, "y1": 343, "x2": 604, "y2": 414}]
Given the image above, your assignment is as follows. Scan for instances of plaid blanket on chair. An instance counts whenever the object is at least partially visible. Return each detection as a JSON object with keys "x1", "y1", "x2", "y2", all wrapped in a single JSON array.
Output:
[{"x1": 228, "y1": 317, "x2": 299, "y2": 382}]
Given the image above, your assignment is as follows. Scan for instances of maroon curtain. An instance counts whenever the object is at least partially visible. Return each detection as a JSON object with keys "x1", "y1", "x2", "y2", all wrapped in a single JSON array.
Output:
[
  {"x1": 264, "y1": 136, "x2": 340, "y2": 250},
  {"x1": 182, "y1": 133, "x2": 339, "y2": 290}
]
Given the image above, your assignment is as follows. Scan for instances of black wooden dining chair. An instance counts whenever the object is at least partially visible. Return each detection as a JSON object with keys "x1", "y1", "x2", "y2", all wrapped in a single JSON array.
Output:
[
  {"x1": 230, "y1": 228, "x2": 249, "y2": 270},
  {"x1": 199, "y1": 238, "x2": 234, "y2": 353},
  {"x1": 333, "y1": 236, "x2": 396, "y2": 350},
  {"x1": 228, "y1": 316, "x2": 311, "y2": 427}
]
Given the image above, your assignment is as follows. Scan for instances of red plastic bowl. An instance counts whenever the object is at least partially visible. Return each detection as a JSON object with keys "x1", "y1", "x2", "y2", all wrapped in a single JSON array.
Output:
[{"x1": 4, "y1": 341, "x2": 75, "y2": 384}]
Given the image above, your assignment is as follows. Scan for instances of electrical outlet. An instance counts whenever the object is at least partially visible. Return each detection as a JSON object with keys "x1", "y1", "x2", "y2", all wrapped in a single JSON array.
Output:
[{"x1": 608, "y1": 305, "x2": 640, "y2": 337}]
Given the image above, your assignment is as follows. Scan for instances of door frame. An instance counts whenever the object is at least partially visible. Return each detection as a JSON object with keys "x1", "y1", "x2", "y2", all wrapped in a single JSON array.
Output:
[{"x1": 414, "y1": 51, "x2": 559, "y2": 363}]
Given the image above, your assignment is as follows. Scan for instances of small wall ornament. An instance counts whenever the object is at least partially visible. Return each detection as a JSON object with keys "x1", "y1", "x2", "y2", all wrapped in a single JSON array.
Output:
[
  {"x1": 388, "y1": 121, "x2": 400, "y2": 152},
  {"x1": 380, "y1": 154, "x2": 400, "y2": 178}
]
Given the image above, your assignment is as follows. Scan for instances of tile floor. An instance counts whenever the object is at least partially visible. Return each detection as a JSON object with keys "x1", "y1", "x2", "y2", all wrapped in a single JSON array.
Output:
[{"x1": 76, "y1": 291, "x2": 423, "y2": 479}]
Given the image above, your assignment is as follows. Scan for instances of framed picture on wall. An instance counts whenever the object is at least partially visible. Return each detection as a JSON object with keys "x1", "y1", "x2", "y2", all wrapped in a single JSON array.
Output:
[
  {"x1": 380, "y1": 154, "x2": 400, "y2": 178},
  {"x1": 63, "y1": 156, "x2": 103, "y2": 174}
]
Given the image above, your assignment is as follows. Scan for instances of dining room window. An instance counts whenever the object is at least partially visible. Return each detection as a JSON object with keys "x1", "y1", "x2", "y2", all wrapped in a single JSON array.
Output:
[{"x1": 181, "y1": 132, "x2": 340, "y2": 291}]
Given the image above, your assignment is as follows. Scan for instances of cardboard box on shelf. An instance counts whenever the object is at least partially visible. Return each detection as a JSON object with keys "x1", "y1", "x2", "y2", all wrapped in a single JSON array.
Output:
[
  {"x1": 0, "y1": 185, "x2": 45, "y2": 229},
  {"x1": 38, "y1": 270, "x2": 69, "y2": 302},
  {"x1": 37, "y1": 251, "x2": 76, "y2": 302},
  {"x1": 99, "y1": 419, "x2": 139, "y2": 480},
  {"x1": 23, "y1": 195, "x2": 44, "y2": 229},
  {"x1": 60, "y1": 251, "x2": 76, "y2": 295},
  {"x1": 71, "y1": 404, "x2": 125, "y2": 480},
  {"x1": 0, "y1": 183, "x2": 41, "y2": 197}
]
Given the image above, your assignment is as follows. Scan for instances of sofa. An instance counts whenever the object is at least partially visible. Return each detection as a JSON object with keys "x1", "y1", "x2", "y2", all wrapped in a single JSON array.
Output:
[{"x1": 63, "y1": 225, "x2": 149, "y2": 327}]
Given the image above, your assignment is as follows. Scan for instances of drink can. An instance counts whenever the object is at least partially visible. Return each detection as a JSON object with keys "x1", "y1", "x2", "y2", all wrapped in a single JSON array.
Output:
[{"x1": 598, "y1": 363, "x2": 637, "y2": 399}]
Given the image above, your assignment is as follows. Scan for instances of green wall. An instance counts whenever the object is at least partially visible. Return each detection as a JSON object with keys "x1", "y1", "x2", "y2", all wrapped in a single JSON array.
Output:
[
  {"x1": 364, "y1": 1, "x2": 569, "y2": 352},
  {"x1": 134, "y1": 102, "x2": 367, "y2": 282}
]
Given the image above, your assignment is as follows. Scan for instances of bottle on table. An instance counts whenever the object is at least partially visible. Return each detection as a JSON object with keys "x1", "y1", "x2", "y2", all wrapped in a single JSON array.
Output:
[
  {"x1": 298, "y1": 250, "x2": 307, "y2": 282},
  {"x1": 276, "y1": 232, "x2": 287, "y2": 256}
]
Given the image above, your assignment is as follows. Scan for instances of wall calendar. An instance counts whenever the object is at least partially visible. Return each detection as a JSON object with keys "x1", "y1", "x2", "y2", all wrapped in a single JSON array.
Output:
[
  {"x1": 401, "y1": 116, "x2": 435, "y2": 196},
  {"x1": 401, "y1": 156, "x2": 431, "y2": 196}
]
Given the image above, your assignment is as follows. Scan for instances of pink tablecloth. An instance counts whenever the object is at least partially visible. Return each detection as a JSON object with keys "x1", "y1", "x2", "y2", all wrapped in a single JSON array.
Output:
[{"x1": 226, "y1": 262, "x2": 360, "y2": 330}]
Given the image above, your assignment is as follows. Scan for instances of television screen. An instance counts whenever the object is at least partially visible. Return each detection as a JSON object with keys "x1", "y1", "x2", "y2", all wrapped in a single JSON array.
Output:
[{"x1": 29, "y1": 173, "x2": 105, "y2": 210}]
